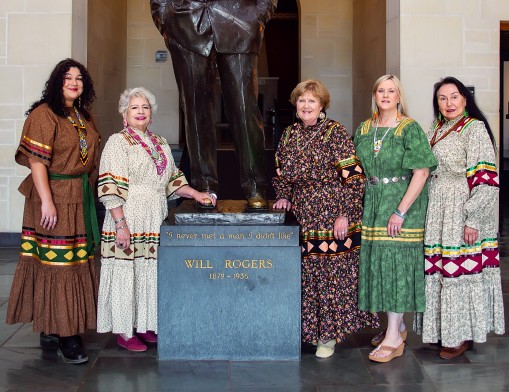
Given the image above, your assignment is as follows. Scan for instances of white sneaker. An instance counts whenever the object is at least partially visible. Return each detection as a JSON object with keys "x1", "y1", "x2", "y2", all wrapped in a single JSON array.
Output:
[{"x1": 315, "y1": 340, "x2": 335, "y2": 358}]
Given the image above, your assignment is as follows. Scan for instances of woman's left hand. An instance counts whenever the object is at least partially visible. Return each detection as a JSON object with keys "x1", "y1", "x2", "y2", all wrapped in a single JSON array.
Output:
[
  {"x1": 116, "y1": 226, "x2": 131, "y2": 250},
  {"x1": 333, "y1": 216, "x2": 349, "y2": 240},
  {"x1": 387, "y1": 214, "x2": 404, "y2": 237},
  {"x1": 464, "y1": 225, "x2": 479, "y2": 245}
]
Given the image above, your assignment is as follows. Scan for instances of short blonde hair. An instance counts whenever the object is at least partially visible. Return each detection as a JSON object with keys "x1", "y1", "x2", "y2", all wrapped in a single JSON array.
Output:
[
  {"x1": 289, "y1": 80, "x2": 330, "y2": 110},
  {"x1": 371, "y1": 75, "x2": 408, "y2": 118},
  {"x1": 118, "y1": 87, "x2": 158, "y2": 114}
]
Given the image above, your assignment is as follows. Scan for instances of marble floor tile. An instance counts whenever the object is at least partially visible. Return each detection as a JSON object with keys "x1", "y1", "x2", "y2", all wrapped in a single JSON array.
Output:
[
  {"x1": 79, "y1": 357, "x2": 161, "y2": 392},
  {"x1": 0, "y1": 346, "x2": 98, "y2": 391},
  {"x1": 319, "y1": 385, "x2": 436, "y2": 392},
  {"x1": 153, "y1": 360, "x2": 229, "y2": 392},
  {"x1": 230, "y1": 387, "x2": 316, "y2": 392},
  {"x1": 0, "y1": 209, "x2": 508, "y2": 392},
  {"x1": 423, "y1": 363, "x2": 509, "y2": 392},
  {"x1": 361, "y1": 347, "x2": 432, "y2": 386}
]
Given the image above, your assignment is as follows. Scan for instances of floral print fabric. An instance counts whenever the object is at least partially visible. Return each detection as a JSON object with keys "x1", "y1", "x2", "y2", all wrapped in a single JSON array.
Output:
[
  {"x1": 273, "y1": 117, "x2": 379, "y2": 343},
  {"x1": 97, "y1": 127, "x2": 187, "y2": 337},
  {"x1": 419, "y1": 117, "x2": 505, "y2": 346}
]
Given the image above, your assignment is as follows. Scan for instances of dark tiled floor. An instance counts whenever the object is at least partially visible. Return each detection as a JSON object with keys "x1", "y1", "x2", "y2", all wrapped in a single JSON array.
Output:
[{"x1": 1, "y1": 201, "x2": 509, "y2": 391}]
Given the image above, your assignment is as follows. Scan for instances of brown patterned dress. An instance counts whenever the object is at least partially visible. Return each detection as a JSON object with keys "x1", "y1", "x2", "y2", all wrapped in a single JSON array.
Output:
[
  {"x1": 6, "y1": 104, "x2": 100, "y2": 337},
  {"x1": 273, "y1": 117, "x2": 379, "y2": 343}
]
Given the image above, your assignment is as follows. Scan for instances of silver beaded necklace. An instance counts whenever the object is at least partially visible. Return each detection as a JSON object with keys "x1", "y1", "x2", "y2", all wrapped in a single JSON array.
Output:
[{"x1": 373, "y1": 117, "x2": 397, "y2": 157}]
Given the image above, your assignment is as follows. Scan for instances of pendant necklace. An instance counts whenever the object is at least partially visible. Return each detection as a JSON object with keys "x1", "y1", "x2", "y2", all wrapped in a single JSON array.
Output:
[
  {"x1": 373, "y1": 116, "x2": 397, "y2": 157},
  {"x1": 67, "y1": 106, "x2": 89, "y2": 165}
]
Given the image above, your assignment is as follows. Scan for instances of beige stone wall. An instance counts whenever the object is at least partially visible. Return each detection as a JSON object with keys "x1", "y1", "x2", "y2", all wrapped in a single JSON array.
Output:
[
  {"x1": 88, "y1": 0, "x2": 127, "y2": 143},
  {"x1": 0, "y1": 0, "x2": 73, "y2": 233},
  {"x1": 127, "y1": 0, "x2": 179, "y2": 144},
  {"x1": 399, "y1": 0, "x2": 509, "y2": 149},
  {"x1": 299, "y1": 0, "x2": 354, "y2": 132},
  {"x1": 2, "y1": 0, "x2": 509, "y2": 235}
]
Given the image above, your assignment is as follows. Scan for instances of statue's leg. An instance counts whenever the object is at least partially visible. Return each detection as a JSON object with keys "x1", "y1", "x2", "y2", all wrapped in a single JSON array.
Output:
[
  {"x1": 216, "y1": 53, "x2": 268, "y2": 209},
  {"x1": 167, "y1": 40, "x2": 219, "y2": 194}
]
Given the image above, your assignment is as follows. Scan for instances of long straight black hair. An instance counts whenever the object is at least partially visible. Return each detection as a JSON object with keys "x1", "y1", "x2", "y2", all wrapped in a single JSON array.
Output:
[{"x1": 432, "y1": 76, "x2": 495, "y2": 146}]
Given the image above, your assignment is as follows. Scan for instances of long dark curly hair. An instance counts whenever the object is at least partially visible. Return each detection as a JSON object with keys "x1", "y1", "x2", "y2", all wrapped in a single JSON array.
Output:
[
  {"x1": 432, "y1": 76, "x2": 495, "y2": 146},
  {"x1": 26, "y1": 58, "x2": 96, "y2": 120}
]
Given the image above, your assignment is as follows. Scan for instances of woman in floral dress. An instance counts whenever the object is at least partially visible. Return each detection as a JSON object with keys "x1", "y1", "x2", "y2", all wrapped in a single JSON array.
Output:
[
  {"x1": 420, "y1": 77, "x2": 504, "y2": 359},
  {"x1": 97, "y1": 87, "x2": 215, "y2": 352},
  {"x1": 354, "y1": 75, "x2": 437, "y2": 363},
  {"x1": 273, "y1": 80, "x2": 378, "y2": 358}
]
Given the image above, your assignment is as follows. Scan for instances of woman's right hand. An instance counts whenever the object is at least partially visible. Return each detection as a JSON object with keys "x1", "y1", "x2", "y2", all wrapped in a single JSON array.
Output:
[
  {"x1": 464, "y1": 225, "x2": 479, "y2": 245},
  {"x1": 273, "y1": 198, "x2": 292, "y2": 211},
  {"x1": 116, "y1": 226, "x2": 131, "y2": 250},
  {"x1": 40, "y1": 201, "x2": 57, "y2": 230}
]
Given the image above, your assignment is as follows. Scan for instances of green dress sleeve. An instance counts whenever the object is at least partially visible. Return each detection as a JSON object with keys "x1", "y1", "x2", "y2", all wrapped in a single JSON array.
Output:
[{"x1": 401, "y1": 121, "x2": 438, "y2": 172}]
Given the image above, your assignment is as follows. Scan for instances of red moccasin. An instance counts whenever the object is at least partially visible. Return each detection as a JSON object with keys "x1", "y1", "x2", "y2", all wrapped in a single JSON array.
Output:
[
  {"x1": 136, "y1": 330, "x2": 158, "y2": 344},
  {"x1": 117, "y1": 335, "x2": 147, "y2": 352}
]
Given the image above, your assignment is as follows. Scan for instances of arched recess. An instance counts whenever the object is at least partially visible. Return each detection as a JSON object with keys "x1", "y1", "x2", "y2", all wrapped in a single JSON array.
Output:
[{"x1": 264, "y1": 0, "x2": 299, "y2": 130}]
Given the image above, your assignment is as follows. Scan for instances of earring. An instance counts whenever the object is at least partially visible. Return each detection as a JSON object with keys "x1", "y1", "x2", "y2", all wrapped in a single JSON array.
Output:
[
  {"x1": 373, "y1": 108, "x2": 379, "y2": 120},
  {"x1": 318, "y1": 111, "x2": 326, "y2": 120},
  {"x1": 463, "y1": 109, "x2": 468, "y2": 117},
  {"x1": 78, "y1": 97, "x2": 82, "y2": 108},
  {"x1": 438, "y1": 112, "x2": 443, "y2": 121},
  {"x1": 123, "y1": 118, "x2": 128, "y2": 128}
]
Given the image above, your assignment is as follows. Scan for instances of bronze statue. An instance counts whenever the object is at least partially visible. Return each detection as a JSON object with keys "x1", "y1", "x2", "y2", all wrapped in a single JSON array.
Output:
[{"x1": 150, "y1": 0, "x2": 277, "y2": 210}]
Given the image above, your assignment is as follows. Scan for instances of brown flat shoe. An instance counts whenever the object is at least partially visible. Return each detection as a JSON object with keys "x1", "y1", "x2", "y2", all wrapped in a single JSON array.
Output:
[
  {"x1": 439, "y1": 341, "x2": 472, "y2": 359},
  {"x1": 371, "y1": 329, "x2": 408, "y2": 347},
  {"x1": 368, "y1": 342, "x2": 405, "y2": 363}
]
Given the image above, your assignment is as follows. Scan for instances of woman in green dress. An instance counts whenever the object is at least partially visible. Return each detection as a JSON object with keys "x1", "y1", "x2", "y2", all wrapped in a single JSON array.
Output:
[{"x1": 354, "y1": 75, "x2": 437, "y2": 362}]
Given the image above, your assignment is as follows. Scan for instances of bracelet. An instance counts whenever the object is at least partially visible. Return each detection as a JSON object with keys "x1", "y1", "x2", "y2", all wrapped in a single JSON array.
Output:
[
  {"x1": 394, "y1": 209, "x2": 407, "y2": 219},
  {"x1": 114, "y1": 217, "x2": 126, "y2": 224},
  {"x1": 116, "y1": 224, "x2": 128, "y2": 231}
]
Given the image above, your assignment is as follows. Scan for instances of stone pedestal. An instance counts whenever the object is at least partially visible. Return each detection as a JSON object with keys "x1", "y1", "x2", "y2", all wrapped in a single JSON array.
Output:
[{"x1": 157, "y1": 201, "x2": 301, "y2": 360}]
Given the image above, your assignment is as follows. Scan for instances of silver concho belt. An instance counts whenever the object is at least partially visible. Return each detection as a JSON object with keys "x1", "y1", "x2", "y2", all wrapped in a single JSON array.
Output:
[{"x1": 368, "y1": 175, "x2": 411, "y2": 185}]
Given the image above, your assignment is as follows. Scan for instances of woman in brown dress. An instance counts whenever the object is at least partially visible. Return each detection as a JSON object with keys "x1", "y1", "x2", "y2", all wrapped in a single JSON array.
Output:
[
  {"x1": 6, "y1": 59, "x2": 100, "y2": 365},
  {"x1": 273, "y1": 80, "x2": 379, "y2": 358}
]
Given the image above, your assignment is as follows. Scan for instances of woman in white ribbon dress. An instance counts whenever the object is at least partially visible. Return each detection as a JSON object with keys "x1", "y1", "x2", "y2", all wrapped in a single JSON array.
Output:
[{"x1": 97, "y1": 87, "x2": 215, "y2": 351}]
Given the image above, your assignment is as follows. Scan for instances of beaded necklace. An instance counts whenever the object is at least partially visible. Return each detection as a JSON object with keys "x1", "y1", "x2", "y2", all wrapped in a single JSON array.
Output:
[
  {"x1": 67, "y1": 106, "x2": 89, "y2": 165},
  {"x1": 296, "y1": 117, "x2": 327, "y2": 149},
  {"x1": 127, "y1": 127, "x2": 168, "y2": 175},
  {"x1": 373, "y1": 116, "x2": 397, "y2": 157}
]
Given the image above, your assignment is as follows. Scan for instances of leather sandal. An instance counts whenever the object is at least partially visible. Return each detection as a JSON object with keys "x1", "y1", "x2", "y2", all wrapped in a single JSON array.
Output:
[
  {"x1": 371, "y1": 329, "x2": 407, "y2": 347},
  {"x1": 369, "y1": 342, "x2": 405, "y2": 363},
  {"x1": 439, "y1": 341, "x2": 472, "y2": 359}
]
